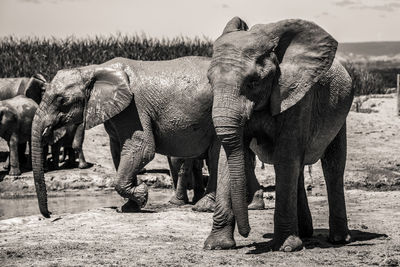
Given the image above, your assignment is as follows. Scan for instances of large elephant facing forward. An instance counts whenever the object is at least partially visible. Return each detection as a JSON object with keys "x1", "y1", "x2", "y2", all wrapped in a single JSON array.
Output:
[{"x1": 205, "y1": 17, "x2": 354, "y2": 252}]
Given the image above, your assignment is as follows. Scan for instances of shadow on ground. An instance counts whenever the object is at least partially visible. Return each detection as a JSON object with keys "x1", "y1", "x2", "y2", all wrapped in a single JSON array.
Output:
[{"x1": 241, "y1": 229, "x2": 388, "y2": 254}]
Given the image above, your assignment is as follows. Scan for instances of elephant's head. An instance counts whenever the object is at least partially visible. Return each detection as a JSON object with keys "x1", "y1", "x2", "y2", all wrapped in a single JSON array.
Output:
[
  {"x1": 25, "y1": 74, "x2": 47, "y2": 105},
  {"x1": 0, "y1": 105, "x2": 17, "y2": 137},
  {"x1": 209, "y1": 17, "x2": 337, "y2": 237},
  {"x1": 32, "y1": 65, "x2": 132, "y2": 217}
]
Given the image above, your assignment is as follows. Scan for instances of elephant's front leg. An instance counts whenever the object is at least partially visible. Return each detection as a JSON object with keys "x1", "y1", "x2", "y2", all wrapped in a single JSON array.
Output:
[
  {"x1": 115, "y1": 129, "x2": 155, "y2": 212},
  {"x1": 297, "y1": 167, "x2": 313, "y2": 238},
  {"x1": 204, "y1": 147, "x2": 236, "y2": 250},
  {"x1": 273, "y1": 161, "x2": 303, "y2": 252},
  {"x1": 50, "y1": 143, "x2": 60, "y2": 170},
  {"x1": 73, "y1": 123, "x2": 89, "y2": 169},
  {"x1": 8, "y1": 133, "x2": 21, "y2": 176},
  {"x1": 246, "y1": 149, "x2": 265, "y2": 210}
]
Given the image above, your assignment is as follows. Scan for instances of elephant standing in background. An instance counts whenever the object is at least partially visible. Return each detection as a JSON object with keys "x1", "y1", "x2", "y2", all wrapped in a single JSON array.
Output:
[
  {"x1": 44, "y1": 123, "x2": 88, "y2": 170},
  {"x1": 205, "y1": 17, "x2": 354, "y2": 252},
  {"x1": 0, "y1": 74, "x2": 46, "y2": 104},
  {"x1": 0, "y1": 74, "x2": 46, "y2": 174},
  {"x1": 0, "y1": 96, "x2": 38, "y2": 175},
  {"x1": 30, "y1": 56, "x2": 265, "y2": 218},
  {"x1": 167, "y1": 156, "x2": 206, "y2": 206}
]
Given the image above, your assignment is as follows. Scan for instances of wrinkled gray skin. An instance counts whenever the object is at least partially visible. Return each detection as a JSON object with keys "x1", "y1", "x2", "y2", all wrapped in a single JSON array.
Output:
[
  {"x1": 0, "y1": 96, "x2": 38, "y2": 175},
  {"x1": 0, "y1": 74, "x2": 46, "y2": 105},
  {"x1": 167, "y1": 156, "x2": 206, "y2": 206},
  {"x1": 31, "y1": 57, "x2": 221, "y2": 217},
  {"x1": 205, "y1": 17, "x2": 354, "y2": 252}
]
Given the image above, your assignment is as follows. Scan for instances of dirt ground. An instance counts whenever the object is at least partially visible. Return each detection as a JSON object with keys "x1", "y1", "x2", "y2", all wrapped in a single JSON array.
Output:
[{"x1": 0, "y1": 94, "x2": 399, "y2": 266}]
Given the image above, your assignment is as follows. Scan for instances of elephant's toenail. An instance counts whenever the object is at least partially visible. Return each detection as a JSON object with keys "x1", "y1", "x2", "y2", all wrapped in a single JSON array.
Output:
[{"x1": 283, "y1": 246, "x2": 292, "y2": 252}]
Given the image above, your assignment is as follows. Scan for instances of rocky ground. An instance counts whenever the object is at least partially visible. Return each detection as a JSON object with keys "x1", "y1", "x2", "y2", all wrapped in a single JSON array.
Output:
[{"x1": 0, "y1": 94, "x2": 399, "y2": 266}]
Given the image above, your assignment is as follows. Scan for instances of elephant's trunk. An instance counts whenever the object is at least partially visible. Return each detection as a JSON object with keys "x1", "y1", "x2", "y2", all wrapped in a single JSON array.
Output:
[
  {"x1": 212, "y1": 85, "x2": 250, "y2": 238},
  {"x1": 31, "y1": 108, "x2": 51, "y2": 218}
]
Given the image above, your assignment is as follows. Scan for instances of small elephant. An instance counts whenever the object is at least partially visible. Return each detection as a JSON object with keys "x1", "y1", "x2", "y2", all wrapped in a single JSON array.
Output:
[
  {"x1": 0, "y1": 95, "x2": 38, "y2": 176},
  {"x1": 44, "y1": 123, "x2": 88, "y2": 170},
  {"x1": 167, "y1": 156, "x2": 206, "y2": 206},
  {"x1": 205, "y1": 17, "x2": 354, "y2": 251}
]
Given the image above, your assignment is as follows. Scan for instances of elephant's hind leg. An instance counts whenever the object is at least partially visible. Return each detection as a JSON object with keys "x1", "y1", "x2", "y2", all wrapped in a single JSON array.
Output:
[
  {"x1": 192, "y1": 140, "x2": 218, "y2": 212},
  {"x1": 192, "y1": 159, "x2": 205, "y2": 204},
  {"x1": 168, "y1": 157, "x2": 189, "y2": 206},
  {"x1": 297, "y1": 167, "x2": 313, "y2": 238},
  {"x1": 321, "y1": 122, "x2": 351, "y2": 244},
  {"x1": 114, "y1": 118, "x2": 155, "y2": 212}
]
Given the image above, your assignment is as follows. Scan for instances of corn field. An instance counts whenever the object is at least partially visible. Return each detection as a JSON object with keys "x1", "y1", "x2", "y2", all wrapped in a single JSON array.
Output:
[
  {"x1": 0, "y1": 35, "x2": 213, "y2": 80},
  {"x1": 0, "y1": 35, "x2": 394, "y2": 96}
]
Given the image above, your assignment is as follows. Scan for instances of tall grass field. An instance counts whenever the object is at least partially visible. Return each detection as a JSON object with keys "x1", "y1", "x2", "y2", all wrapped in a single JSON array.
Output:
[{"x1": 0, "y1": 35, "x2": 397, "y2": 96}]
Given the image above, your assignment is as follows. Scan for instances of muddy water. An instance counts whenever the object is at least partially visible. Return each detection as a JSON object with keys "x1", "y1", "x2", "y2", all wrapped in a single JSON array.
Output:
[{"x1": 0, "y1": 189, "x2": 175, "y2": 220}]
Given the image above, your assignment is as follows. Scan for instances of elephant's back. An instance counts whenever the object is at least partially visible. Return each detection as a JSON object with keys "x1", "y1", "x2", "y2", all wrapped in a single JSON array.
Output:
[{"x1": 0, "y1": 78, "x2": 29, "y2": 101}]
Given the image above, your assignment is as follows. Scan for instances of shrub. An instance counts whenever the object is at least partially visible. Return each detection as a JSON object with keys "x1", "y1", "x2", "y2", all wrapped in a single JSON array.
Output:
[{"x1": 343, "y1": 61, "x2": 387, "y2": 95}]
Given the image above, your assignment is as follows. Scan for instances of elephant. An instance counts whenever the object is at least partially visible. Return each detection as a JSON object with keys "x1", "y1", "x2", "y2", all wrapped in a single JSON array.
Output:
[
  {"x1": 0, "y1": 74, "x2": 46, "y2": 104},
  {"x1": 0, "y1": 95, "x2": 38, "y2": 175},
  {"x1": 30, "y1": 56, "x2": 265, "y2": 218},
  {"x1": 167, "y1": 156, "x2": 206, "y2": 206},
  {"x1": 44, "y1": 123, "x2": 88, "y2": 170},
  {"x1": 204, "y1": 17, "x2": 354, "y2": 252}
]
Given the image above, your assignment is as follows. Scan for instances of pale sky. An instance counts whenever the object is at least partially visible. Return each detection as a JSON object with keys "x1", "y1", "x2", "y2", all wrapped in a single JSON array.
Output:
[{"x1": 0, "y1": 0, "x2": 399, "y2": 42}]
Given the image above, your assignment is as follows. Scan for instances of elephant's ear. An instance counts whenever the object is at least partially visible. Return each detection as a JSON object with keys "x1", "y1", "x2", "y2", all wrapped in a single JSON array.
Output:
[
  {"x1": 85, "y1": 67, "x2": 132, "y2": 129},
  {"x1": 25, "y1": 74, "x2": 47, "y2": 104},
  {"x1": 222, "y1": 16, "x2": 248, "y2": 34},
  {"x1": 266, "y1": 19, "x2": 338, "y2": 115}
]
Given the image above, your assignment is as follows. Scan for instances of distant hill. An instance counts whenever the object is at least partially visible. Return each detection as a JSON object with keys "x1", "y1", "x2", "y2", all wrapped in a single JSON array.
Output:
[{"x1": 337, "y1": 41, "x2": 400, "y2": 57}]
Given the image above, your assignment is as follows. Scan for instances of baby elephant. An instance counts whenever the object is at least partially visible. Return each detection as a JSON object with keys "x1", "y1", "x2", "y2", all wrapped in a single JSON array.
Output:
[
  {"x1": 48, "y1": 123, "x2": 88, "y2": 169},
  {"x1": 0, "y1": 95, "x2": 37, "y2": 176}
]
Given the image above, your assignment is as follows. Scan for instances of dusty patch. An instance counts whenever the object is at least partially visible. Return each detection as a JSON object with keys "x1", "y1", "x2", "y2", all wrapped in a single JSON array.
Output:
[{"x1": 0, "y1": 95, "x2": 399, "y2": 265}]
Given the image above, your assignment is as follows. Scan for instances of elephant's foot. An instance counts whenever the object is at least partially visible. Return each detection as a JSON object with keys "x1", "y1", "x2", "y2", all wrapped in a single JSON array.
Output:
[
  {"x1": 192, "y1": 193, "x2": 215, "y2": 212},
  {"x1": 192, "y1": 191, "x2": 205, "y2": 204},
  {"x1": 8, "y1": 168, "x2": 21, "y2": 176},
  {"x1": 248, "y1": 189, "x2": 265, "y2": 210},
  {"x1": 273, "y1": 235, "x2": 303, "y2": 252},
  {"x1": 328, "y1": 230, "x2": 352, "y2": 244},
  {"x1": 117, "y1": 199, "x2": 141, "y2": 213},
  {"x1": 78, "y1": 161, "x2": 90, "y2": 169},
  {"x1": 204, "y1": 230, "x2": 236, "y2": 250},
  {"x1": 115, "y1": 182, "x2": 149, "y2": 212},
  {"x1": 169, "y1": 194, "x2": 188, "y2": 206}
]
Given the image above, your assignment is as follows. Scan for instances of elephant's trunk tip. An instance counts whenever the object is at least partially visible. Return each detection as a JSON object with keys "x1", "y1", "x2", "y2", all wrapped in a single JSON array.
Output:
[{"x1": 239, "y1": 226, "x2": 250, "y2": 238}]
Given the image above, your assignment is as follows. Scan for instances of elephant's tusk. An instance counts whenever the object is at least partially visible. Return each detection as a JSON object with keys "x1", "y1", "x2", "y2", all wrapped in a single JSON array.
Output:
[{"x1": 42, "y1": 126, "x2": 50, "y2": 137}]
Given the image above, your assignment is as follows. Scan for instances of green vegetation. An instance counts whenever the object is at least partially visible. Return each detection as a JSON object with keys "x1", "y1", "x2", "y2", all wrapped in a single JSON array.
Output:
[{"x1": 1, "y1": 35, "x2": 398, "y2": 96}]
